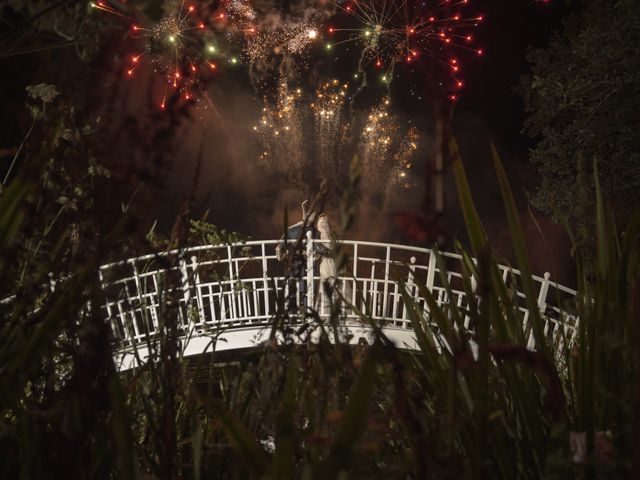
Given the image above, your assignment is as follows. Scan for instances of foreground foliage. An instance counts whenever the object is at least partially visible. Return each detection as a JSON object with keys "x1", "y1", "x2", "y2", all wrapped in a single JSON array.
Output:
[{"x1": 1, "y1": 131, "x2": 638, "y2": 479}]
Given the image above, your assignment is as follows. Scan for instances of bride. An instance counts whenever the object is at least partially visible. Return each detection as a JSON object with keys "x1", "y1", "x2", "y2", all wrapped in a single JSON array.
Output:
[{"x1": 315, "y1": 214, "x2": 338, "y2": 314}]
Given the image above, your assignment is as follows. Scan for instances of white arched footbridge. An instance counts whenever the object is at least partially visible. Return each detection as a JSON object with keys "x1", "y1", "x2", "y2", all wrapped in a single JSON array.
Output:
[{"x1": 99, "y1": 237, "x2": 579, "y2": 371}]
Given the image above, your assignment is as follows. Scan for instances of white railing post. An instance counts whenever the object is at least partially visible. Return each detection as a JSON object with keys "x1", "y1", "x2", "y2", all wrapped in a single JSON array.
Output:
[
  {"x1": 99, "y1": 268, "x2": 121, "y2": 342},
  {"x1": 306, "y1": 230, "x2": 314, "y2": 312},
  {"x1": 526, "y1": 313, "x2": 536, "y2": 350},
  {"x1": 426, "y1": 250, "x2": 437, "y2": 293},
  {"x1": 470, "y1": 258, "x2": 478, "y2": 293},
  {"x1": 465, "y1": 259, "x2": 479, "y2": 329},
  {"x1": 352, "y1": 243, "x2": 358, "y2": 310},
  {"x1": 227, "y1": 246, "x2": 237, "y2": 320},
  {"x1": 262, "y1": 242, "x2": 270, "y2": 319},
  {"x1": 131, "y1": 259, "x2": 157, "y2": 332},
  {"x1": 402, "y1": 256, "x2": 417, "y2": 321},
  {"x1": 191, "y1": 255, "x2": 205, "y2": 323},
  {"x1": 369, "y1": 261, "x2": 377, "y2": 316},
  {"x1": 125, "y1": 260, "x2": 144, "y2": 341},
  {"x1": 407, "y1": 256, "x2": 417, "y2": 289},
  {"x1": 179, "y1": 256, "x2": 190, "y2": 305},
  {"x1": 537, "y1": 272, "x2": 551, "y2": 313},
  {"x1": 536, "y1": 272, "x2": 552, "y2": 345},
  {"x1": 179, "y1": 255, "x2": 191, "y2": 329},
  {"x1": 382, "y1": 246, "x2": 391, "y2": 319},
  {"x1": 98, "y1": 268, "x2": 111, "y2": 316}
]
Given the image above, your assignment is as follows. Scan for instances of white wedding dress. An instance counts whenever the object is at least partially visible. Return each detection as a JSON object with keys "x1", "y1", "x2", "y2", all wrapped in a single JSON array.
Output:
[{"x1": 316, "y1": 214, "x2": 337, "y2": 314}]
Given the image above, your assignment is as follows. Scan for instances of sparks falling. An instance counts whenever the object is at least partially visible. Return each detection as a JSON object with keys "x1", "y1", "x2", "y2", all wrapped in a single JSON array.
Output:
[
  {"x1": 359, "y1": 98, "x2": 419, "y2": 185},
  {"x1": 253, "y1": 82, "x2": 420, "y2": 208},
  {"x1": 253, "y1": 83, "x2": 306, "y2": 188},
  {"x1": 311, "y1": 79, "x2": 351, "y2": 179},
  {"x1": 360, "y1": 98, "x2": 420, "y2": 210}
]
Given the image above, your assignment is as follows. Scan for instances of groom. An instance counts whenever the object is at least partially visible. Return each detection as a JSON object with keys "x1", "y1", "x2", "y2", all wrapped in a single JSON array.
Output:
[{"x1": 276, "y1": 200, "x2": 319, "y2": 313}]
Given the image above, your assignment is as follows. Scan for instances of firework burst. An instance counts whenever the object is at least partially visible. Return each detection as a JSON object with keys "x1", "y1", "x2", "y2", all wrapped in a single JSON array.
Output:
[
  {"x1": 222, "y1": 0, "x2": 258, "y2": 25},
  {"x1": 92, "y1": 0, "x2": 243, "y2": 108},
  {"x1": 244, "y1": 19, "x2": 323, "y2": 87},
  {"x1": 326, "y1": 0, "x2": 483, "y2": 97},
  {"x1": 245, "y1": 21, "x2": 321, "y2": 64}
]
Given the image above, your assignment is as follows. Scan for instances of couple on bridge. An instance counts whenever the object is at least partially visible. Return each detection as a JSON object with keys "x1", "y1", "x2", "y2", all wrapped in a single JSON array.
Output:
[{"x1": 277, "y1": 200, "x2": 338, "y2": 314}]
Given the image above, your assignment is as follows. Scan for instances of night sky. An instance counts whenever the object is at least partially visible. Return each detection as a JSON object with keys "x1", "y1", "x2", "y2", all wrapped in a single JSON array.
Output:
[{"x1": 1, "y1": 0, "x2": 575, "y2": 278}]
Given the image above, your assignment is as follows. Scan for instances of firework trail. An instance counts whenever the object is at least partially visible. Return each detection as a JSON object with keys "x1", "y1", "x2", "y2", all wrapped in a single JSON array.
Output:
[
  {"x1": 310, "y1": 79, "x2": 351, "y2": 182},
  {"x1": 253, "y1": 83, "x2": 307, "y2": 190}
]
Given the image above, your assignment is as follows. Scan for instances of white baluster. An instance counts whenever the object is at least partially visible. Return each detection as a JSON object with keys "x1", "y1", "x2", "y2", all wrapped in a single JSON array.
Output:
[
  {"x1": 262, "y1": 242, "x2": 270, "y2": 320},
  {"x1": 191, "y1": 255, "x2": 205, "y2": 324},
  {"x1": 382, "y1": 246, "x2": 391, "y2": 318},
  {"x1": 306, "y1": 230, "x2": 314, "y2": 313}
]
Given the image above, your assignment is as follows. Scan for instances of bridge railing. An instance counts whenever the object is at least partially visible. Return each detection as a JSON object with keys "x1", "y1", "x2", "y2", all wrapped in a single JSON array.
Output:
[{"x1": 98, "y1": 238, "x2": 579, "y2": 357}]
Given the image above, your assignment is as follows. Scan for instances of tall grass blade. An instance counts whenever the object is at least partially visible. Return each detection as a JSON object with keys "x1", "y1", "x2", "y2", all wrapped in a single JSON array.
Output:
[
  {"x1": 450, "y1": 137, "x2": 487, "y2": 256},
  {"x1": 491, "y1": 144, "x2": 549, "y2": 358},
  {"x1": 274, "y1": 357, "x2": 297, "y2": 478}
]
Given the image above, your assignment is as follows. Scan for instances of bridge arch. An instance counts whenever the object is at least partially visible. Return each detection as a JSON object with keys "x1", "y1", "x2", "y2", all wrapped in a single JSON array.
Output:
[{"x1": 99, "y1": 237, "x2": 579, "y2": 371}]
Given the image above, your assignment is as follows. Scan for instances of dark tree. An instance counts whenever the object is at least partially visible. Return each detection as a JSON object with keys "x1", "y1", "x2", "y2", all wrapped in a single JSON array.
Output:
[{"x1": 521, "y1": 0, "x2": 640, "y2": 229}]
